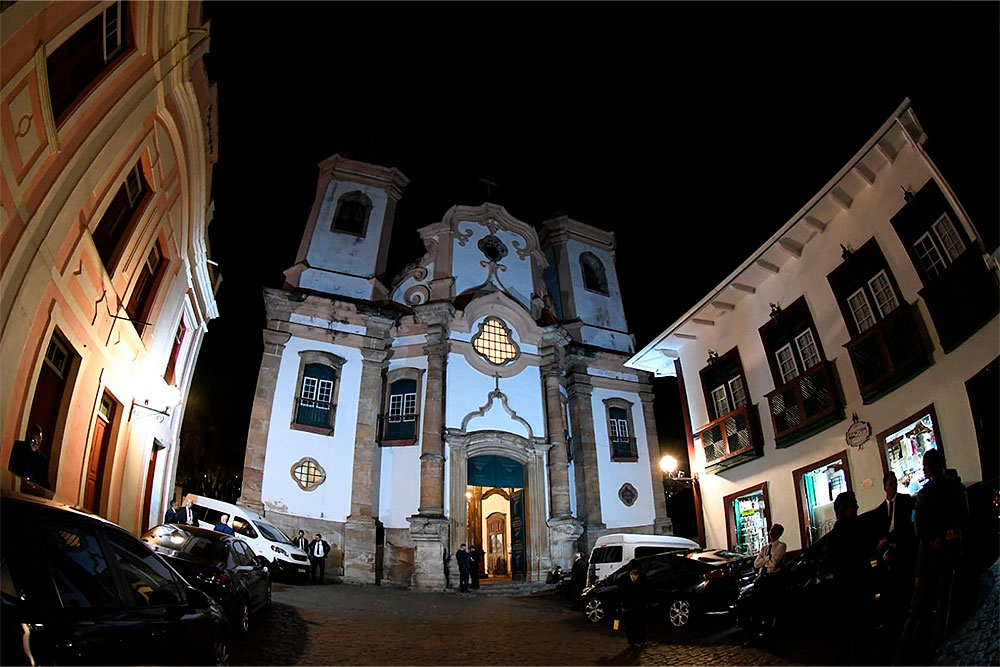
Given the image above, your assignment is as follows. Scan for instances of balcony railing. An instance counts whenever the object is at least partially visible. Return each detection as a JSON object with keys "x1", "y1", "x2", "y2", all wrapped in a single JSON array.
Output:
[
  {"x1": 610, "y1": 436, "x2": 638, "y2": 461},
  {"x1": 765, "y1": 360, "x2": 844, "y2": 448},
  {"x1": 845, "y1": 301, "x2": 932, "y2": 404},
  {"x1": 380, "y1": 414, "x2": 419, "y2": 446},
  {"x1": 919, "y1": 250, "x2": 1000, "y2": 353},
  {"x1": 295, "y1": 398, "x2": 334, "y2": 430},
  {"x1": 695, "y1": 403, "x2": 763, "y2": 473}
]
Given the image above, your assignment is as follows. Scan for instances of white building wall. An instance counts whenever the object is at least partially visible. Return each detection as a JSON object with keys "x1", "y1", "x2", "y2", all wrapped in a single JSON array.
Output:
[
  {"x1": 376, "y1": 357, "x2": 427, "y2": 529},
  {"x1": 452, "y1": 223, "x2": 535, "y2": 309},
  {"x1": 565, "y1": 239, "x2": 628, "y2": 335},
  {"x1": 677, "y1": 139, "x2": 997, "y2": 552},
  {"x1": 444, "y1": 354, "x2": 545, "y2": 438},
  {"x1": 260, "y1": 336, "x2": 363, "y2": 522},
  {"x1": 591, "y1": 387, "x2": 656, "y2": 528},
  {"x1": 305, "y1": 180, "x2": 390, "y2": 279}
]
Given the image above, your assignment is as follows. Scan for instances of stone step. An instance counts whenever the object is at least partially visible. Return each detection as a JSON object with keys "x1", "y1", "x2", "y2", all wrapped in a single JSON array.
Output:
[{"x1": 447, "y1": 582, "x2": 555, "y2": 597}]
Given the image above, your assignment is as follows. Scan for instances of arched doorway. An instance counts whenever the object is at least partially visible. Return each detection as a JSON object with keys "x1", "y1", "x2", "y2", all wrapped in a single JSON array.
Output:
[{"x1": 468, "y1": 455, "x2": 525, "y2": 580}]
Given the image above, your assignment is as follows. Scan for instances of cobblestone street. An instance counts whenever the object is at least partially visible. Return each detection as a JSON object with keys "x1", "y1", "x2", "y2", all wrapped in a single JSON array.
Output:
[{"x1": 232, "y1": 582, "x2": 823, "y2": 666}]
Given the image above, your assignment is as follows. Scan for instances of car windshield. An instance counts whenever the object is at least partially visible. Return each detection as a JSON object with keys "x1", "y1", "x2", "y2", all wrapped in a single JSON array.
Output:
[
  {"x1": 253, "y1": 520, "x2": 292, "y2": 544},
  {"x1": 144, "y1": 526, "x2": 226, "y2": 562}
]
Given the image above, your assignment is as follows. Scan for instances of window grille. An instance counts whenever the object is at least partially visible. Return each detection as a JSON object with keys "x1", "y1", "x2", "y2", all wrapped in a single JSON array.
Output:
[
  {"x1": 291, "y1": 458, "x2": 326, "y2": 490},
  {"x1": 472, "y1": 318, "x2": 519, "y2": 365}
]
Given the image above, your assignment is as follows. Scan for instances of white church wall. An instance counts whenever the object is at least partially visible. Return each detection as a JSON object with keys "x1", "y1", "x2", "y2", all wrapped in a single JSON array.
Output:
[
  {"x1": 260, "y1": 336, "x2": 362, "y2": 522},
  {"x1": 452, "y1": 222, "x2": 535, "y2": 309},
  {"x1": 565, "y1": 239, "x2": 628, "y2": 334},
  {"x1": 445, "y1": 354, "x2": 544, "y2": 438},
  {"x1": 306, "y1": 180, "x2": 389, "y2": 279},
  {"x1": 590, "y1": 387, "x2": 656, "y2": 528},
  {"x1": 376, "y1": 356, "x2": 428, "y2": 529}
]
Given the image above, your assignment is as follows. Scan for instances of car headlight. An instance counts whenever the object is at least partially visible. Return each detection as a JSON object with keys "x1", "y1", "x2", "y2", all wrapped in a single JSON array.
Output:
[{"x1": 271, "y1": 545, "x2": 288, "y2": 557}]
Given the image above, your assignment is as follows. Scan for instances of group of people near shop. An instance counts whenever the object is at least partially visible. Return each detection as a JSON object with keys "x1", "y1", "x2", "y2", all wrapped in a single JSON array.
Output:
[{"x1": 746, "y1": 447, "x2": 968, "y2": 665}]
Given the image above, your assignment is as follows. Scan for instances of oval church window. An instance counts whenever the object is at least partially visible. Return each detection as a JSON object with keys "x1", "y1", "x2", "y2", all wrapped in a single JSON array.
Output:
[
  {"x1": 472, "y1": 317, "x2": 520, "y2": 366},
  {"x1": 290, "y1": 457, "x2": 326, "y2": 491}
]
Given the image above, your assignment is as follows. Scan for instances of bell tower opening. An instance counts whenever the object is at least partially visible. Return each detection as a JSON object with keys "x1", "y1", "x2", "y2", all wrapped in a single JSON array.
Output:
[{"x1": 467, "y1": 455, "x2": 526, "y2": 581}]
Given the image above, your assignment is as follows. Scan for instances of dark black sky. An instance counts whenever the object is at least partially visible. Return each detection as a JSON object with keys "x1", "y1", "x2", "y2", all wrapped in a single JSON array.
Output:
[{"x1": 182, "y1": 2, "x2": 998, "y2": 482}]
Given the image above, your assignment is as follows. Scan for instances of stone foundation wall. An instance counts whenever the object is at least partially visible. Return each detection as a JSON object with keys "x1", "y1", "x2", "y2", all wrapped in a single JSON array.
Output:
[
  {"x1": 382, "y1": 527, "x2": 415, "y2": 585},
  {"x1": 264, "y1": 509, "x2": 346, "y2": 576}
]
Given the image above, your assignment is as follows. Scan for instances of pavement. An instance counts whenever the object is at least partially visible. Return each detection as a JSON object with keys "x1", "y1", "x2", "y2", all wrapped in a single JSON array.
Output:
[{"x1": 229, "y1": 564, "x2": 999, "y2": 666}]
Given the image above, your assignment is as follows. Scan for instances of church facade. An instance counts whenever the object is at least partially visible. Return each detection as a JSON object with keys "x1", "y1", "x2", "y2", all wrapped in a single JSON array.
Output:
[{"x1": 239, "y1": 155, "x2": 670, "y2": 589}]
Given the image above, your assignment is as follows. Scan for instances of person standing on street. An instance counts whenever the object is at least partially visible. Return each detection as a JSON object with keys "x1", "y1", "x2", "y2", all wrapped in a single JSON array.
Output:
[
  {"x1": 164, "y1": 499, "x2": 178, "y2": 524},
  {"x1": 456, "y1": 543, "x2": 471, "y2": 593},
  {"x1": 744, "y1": 523, "x2": 787, "y2": 646},
  {"x1": 570, "y1": 552, "x2": 588, "y2": 610},
  {"x1": 470, "y1": 545, "x2": 481, "y2": 590},
  {"x1": 309, "y1": 533, "x2": 331, "y2": 584},
  {"x1": 895, "y1": 448, "x2": 968, "y2": 665},
  {"x1": 828, "y1": 491, "x2": 875, "y2": 665},
  {"x1": 616, "y1": 560, "x2": 648, "y2": 649},
  {"x1": 177, "y1": 497, "x2": 196, "y2": 526},
  {"x1": 875, "y1": 471, "x2": 916, "y2": 638},
  {"x1": 294, "y1": 530, "x2": 309, "y2": 552}
]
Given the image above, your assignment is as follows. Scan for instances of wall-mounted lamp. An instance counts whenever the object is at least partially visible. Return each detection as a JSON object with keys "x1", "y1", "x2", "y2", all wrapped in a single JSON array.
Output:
[
  {"x1": 706, "y1": 349, "x2": 719, "y2": 365},
  {"x1": 840, "y1": 243, "x2": 854, "y2": 260},
  {"x1": 901, "y1": 186, "x2": 914, "y2": 203},
  {"x1": 130, "y1": 384, "x2": 182, "y2": 422},
  {"x1": 769, "y1": 302, "x2": 782, "y2": 321}
]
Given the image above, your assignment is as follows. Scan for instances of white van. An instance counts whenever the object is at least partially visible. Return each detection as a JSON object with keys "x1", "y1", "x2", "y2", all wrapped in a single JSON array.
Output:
[
  {"x1": 182, "y1": 494, "x2": 310, "y2": 580},
  {"x1": 588, "y1": 533, "x2": 700, "y2": 584}
]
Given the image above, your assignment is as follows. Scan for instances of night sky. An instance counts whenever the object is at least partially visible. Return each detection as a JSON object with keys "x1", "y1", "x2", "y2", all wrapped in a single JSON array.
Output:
[{"x1": 181, "y1": 2, "x2": 998, "y2": 495}]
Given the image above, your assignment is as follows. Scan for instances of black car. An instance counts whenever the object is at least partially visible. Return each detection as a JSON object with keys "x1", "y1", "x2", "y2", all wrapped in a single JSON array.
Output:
[
  {"x1": 734, "y1": 530, "x2": 888, "y2": 637},
  {"x1": 581, "y1": 549, "x2": 756, "y2": 628},
  {"x1": 142, "y1": 524, "x2": 270, "y2": 634},
  {"x1": 1, "y1": 494, "x2": 231, "y2": 666}
]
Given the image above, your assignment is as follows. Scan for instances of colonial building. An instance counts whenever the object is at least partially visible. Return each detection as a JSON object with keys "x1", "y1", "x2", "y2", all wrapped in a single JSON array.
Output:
[
  {"x1": 0, "y1": 1, "x2": 219, "y2": 534},
  {"x1": 239, "y1": 155, "x2": 671, "y2": 589},
  {"x1": 627, "y1": 100, "x2": 998, "y2": 555}
]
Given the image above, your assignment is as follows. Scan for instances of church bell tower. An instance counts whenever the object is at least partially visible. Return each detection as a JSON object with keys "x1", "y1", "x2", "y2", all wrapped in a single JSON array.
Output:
[{"x1": 284, "y1": 154, "x2": 409, "y2": 301}]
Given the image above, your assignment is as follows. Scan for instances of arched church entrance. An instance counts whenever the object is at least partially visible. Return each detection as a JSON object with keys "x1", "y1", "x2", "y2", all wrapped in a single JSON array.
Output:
[{"x1": 467, "y1": 455, "x2": 526, "y2": 581}]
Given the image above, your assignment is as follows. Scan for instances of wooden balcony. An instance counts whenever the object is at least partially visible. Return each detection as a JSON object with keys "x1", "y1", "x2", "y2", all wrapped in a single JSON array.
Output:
[
  {"x1": 695, "y1": 403, "x2": 764, "y2": 474},
  {"x1": 765, "y1": 360, "x2": 845, "y2": 449},
  {"x1": 380, "y1": 414, "x2": 419, "y2": 447},
  {"x1": 845, "y1": 301, "x2": 933, "y2": 405},
  {"x1": 919, "y1": 250, "x2": 999, "y2": 353},
  {"x1": 294, "y1": 398, "x2": 335, "y2": 433}
]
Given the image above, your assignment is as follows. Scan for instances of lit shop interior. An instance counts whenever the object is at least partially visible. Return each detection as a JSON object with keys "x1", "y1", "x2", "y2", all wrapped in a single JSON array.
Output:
[
  {"x1": 795, "y1": 454, "x2": 850, "y2": 547},
  {"x1": 725, "y1": 484, "x2": 770, "y2": 556},
  {"x1": 882, "y1": 410, "x2": 940, "y2": 495}
]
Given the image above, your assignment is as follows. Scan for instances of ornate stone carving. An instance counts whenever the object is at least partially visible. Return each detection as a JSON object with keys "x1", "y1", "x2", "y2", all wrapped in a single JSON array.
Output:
[
  {"x1": 618, "y1": 482, "x2": 638, "y2": 507},
  {"x1": 459, "y1": 385, "x2": 535, "y2": 441}
]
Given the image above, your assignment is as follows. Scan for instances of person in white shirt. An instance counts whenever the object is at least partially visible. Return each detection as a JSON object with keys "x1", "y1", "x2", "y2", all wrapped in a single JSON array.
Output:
[{"x1": 754, "y1": 524, "x2": 787, "y2": 576}]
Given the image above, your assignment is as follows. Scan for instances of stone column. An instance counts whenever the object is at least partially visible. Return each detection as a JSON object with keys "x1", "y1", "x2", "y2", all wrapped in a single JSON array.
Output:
[
  {"x1": 640, "y1": 386, "x2": 672, "y2": 535},
  {"x1": 447, "y1": 435, "x2": 469, "y2": 556},
  {"x1": 541, "y1": 346, "x2": 583, "y2": 570},
  {"x1": 567, "y1": 372, "x2": 605, "y2": 552},
  {"x1": 239, "y1": 327, "x2": 291, "y2": 513},
  {"x1": 344, "y1": 316, "x2": 394, "y2": 584},
  {"x1": 407, "y1": 303, "x2": 454, "y2": 590},
  {"x1": 528, "y1": 443, "x2": 552, "y2": 581}
]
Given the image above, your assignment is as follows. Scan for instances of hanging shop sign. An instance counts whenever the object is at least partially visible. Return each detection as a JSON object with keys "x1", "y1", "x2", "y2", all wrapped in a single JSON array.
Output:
[{"x1": 845, "y1": 412, "x2": 872, "y2": 450}]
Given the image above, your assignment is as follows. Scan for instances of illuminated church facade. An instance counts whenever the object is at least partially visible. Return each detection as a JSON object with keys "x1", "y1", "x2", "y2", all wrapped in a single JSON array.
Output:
[{"x1": 239, "y1": 155, "x2": 670, "y2": 589}]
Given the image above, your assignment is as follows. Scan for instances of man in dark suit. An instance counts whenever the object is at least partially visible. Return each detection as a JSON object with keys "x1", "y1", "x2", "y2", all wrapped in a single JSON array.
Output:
[
  {"x1": 293, "y1": 530, "x2": 309, "y2": 552},
  {"x1": 164, "y1": 499, "x2": 178, "y2": 523},
  {"x1": 8, "y1": 424, "x2": 50, "y2": 490},
  {"x1": 308, "y1": 533, "x2": 331, "y2": 584},
  {"x1": 876, "y1": 471, "x2": 917, "y2": 638},
  {"x1": 176, "y1": 497, "x2": 196, "y2": 526}
]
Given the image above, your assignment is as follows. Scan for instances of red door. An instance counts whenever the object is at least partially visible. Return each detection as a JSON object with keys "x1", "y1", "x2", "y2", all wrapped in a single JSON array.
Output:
[
  {"x1": 141, "y1": 447, "x2": 160, "y2": 533},
  {"x1": 83, "y1": 394, "x2": 115, "y2": 514}
]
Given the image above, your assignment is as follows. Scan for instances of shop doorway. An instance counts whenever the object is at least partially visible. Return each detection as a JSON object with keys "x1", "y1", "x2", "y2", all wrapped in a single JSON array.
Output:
[
  {"x1": 467, "y1": 455, "x2": 525, "y2": 581},
  {"x1": 966, "y1": 358, "x2": 998, "y2": 481},
  {"x1": 793, "y1": 451, "x2": 852, "y2": 548},
  {"x1": 723, "y1": 482, "x2": 772, "y2": 555}
]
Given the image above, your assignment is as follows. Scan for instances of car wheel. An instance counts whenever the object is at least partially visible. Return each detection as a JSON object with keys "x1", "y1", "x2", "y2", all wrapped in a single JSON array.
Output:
[
  {"x1": 212, "y1": 635, "x2": 230, "y2": 666},
  {"x1": 584, "y1": 597, "x2": 606, "y2": 623},
  {"x1": 237, "y1": 598, "x2": 250, "y2": 634},
  {"x1": 668, "y1": 598, "x2": 692, "y2": 627}
]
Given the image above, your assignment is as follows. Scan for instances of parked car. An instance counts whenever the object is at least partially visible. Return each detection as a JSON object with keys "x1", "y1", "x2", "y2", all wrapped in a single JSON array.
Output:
[
  {"x1": 181, "y1": 494, "x2": 310, "y2": 581},
  {"x1": 1, "y1": 494, "x2": 231, "y2": 666},
  {"x1": 588, "y1": 533, "x2": 701, "y2": 585},
  {"x1": 581, "y1": 548, "x2": 755, "y2": 628},
  {"x1": 141, "y1": 524, "x2": 271, "y2": 634}
]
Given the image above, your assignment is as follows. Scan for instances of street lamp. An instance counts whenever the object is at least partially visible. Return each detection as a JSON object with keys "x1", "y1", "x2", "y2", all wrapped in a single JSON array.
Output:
[{"x1": 660, "y1": 455, "x2": 679, "y2": 476}]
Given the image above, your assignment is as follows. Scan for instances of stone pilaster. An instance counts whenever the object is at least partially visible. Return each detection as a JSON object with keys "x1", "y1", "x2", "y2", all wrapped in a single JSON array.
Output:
[
  {"x1": 541, "y1": 352, "x2": 572, "y2": 519},
  {"x1": 640, "y1": 386, "x2": 672, "y2": 535},
  {"x1": 239, "y1": 327, "x2": 291, "y2": 513},
  {"x1": 527, "y1": 443, "x2": 552, "y2": 581},
  {"x1": 344, "y1": 316, "x2": 394, "y2": 584},
  {"x1": 408, "y1": 302, "x2": 454, "y2": 590},
  {"x1": 567, "y1": 372, "x2": 605, "y2": 543}
]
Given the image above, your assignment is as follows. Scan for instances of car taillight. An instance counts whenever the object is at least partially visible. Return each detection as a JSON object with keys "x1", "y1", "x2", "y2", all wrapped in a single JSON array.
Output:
[{"x1": 705, "y1": 568, "x2": 726, "y2": 580}]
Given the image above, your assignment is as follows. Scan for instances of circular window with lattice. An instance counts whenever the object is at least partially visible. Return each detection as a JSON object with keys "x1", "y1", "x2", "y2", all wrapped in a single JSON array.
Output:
[
  {"x1": 472, "y1": 317, "x2": 520, "y2": 366},
  {"x1": 290, "y1": 457, "x2": 326, "y2": 491}
]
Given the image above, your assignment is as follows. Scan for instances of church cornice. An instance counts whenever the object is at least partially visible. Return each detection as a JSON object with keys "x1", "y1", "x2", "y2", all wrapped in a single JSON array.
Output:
[
  {"x1": 317, "y1": 154, "x2": 410, "y2": 200},
  {"x1": 441, "y1": 203, "x2": 548, "y2": 267}
]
